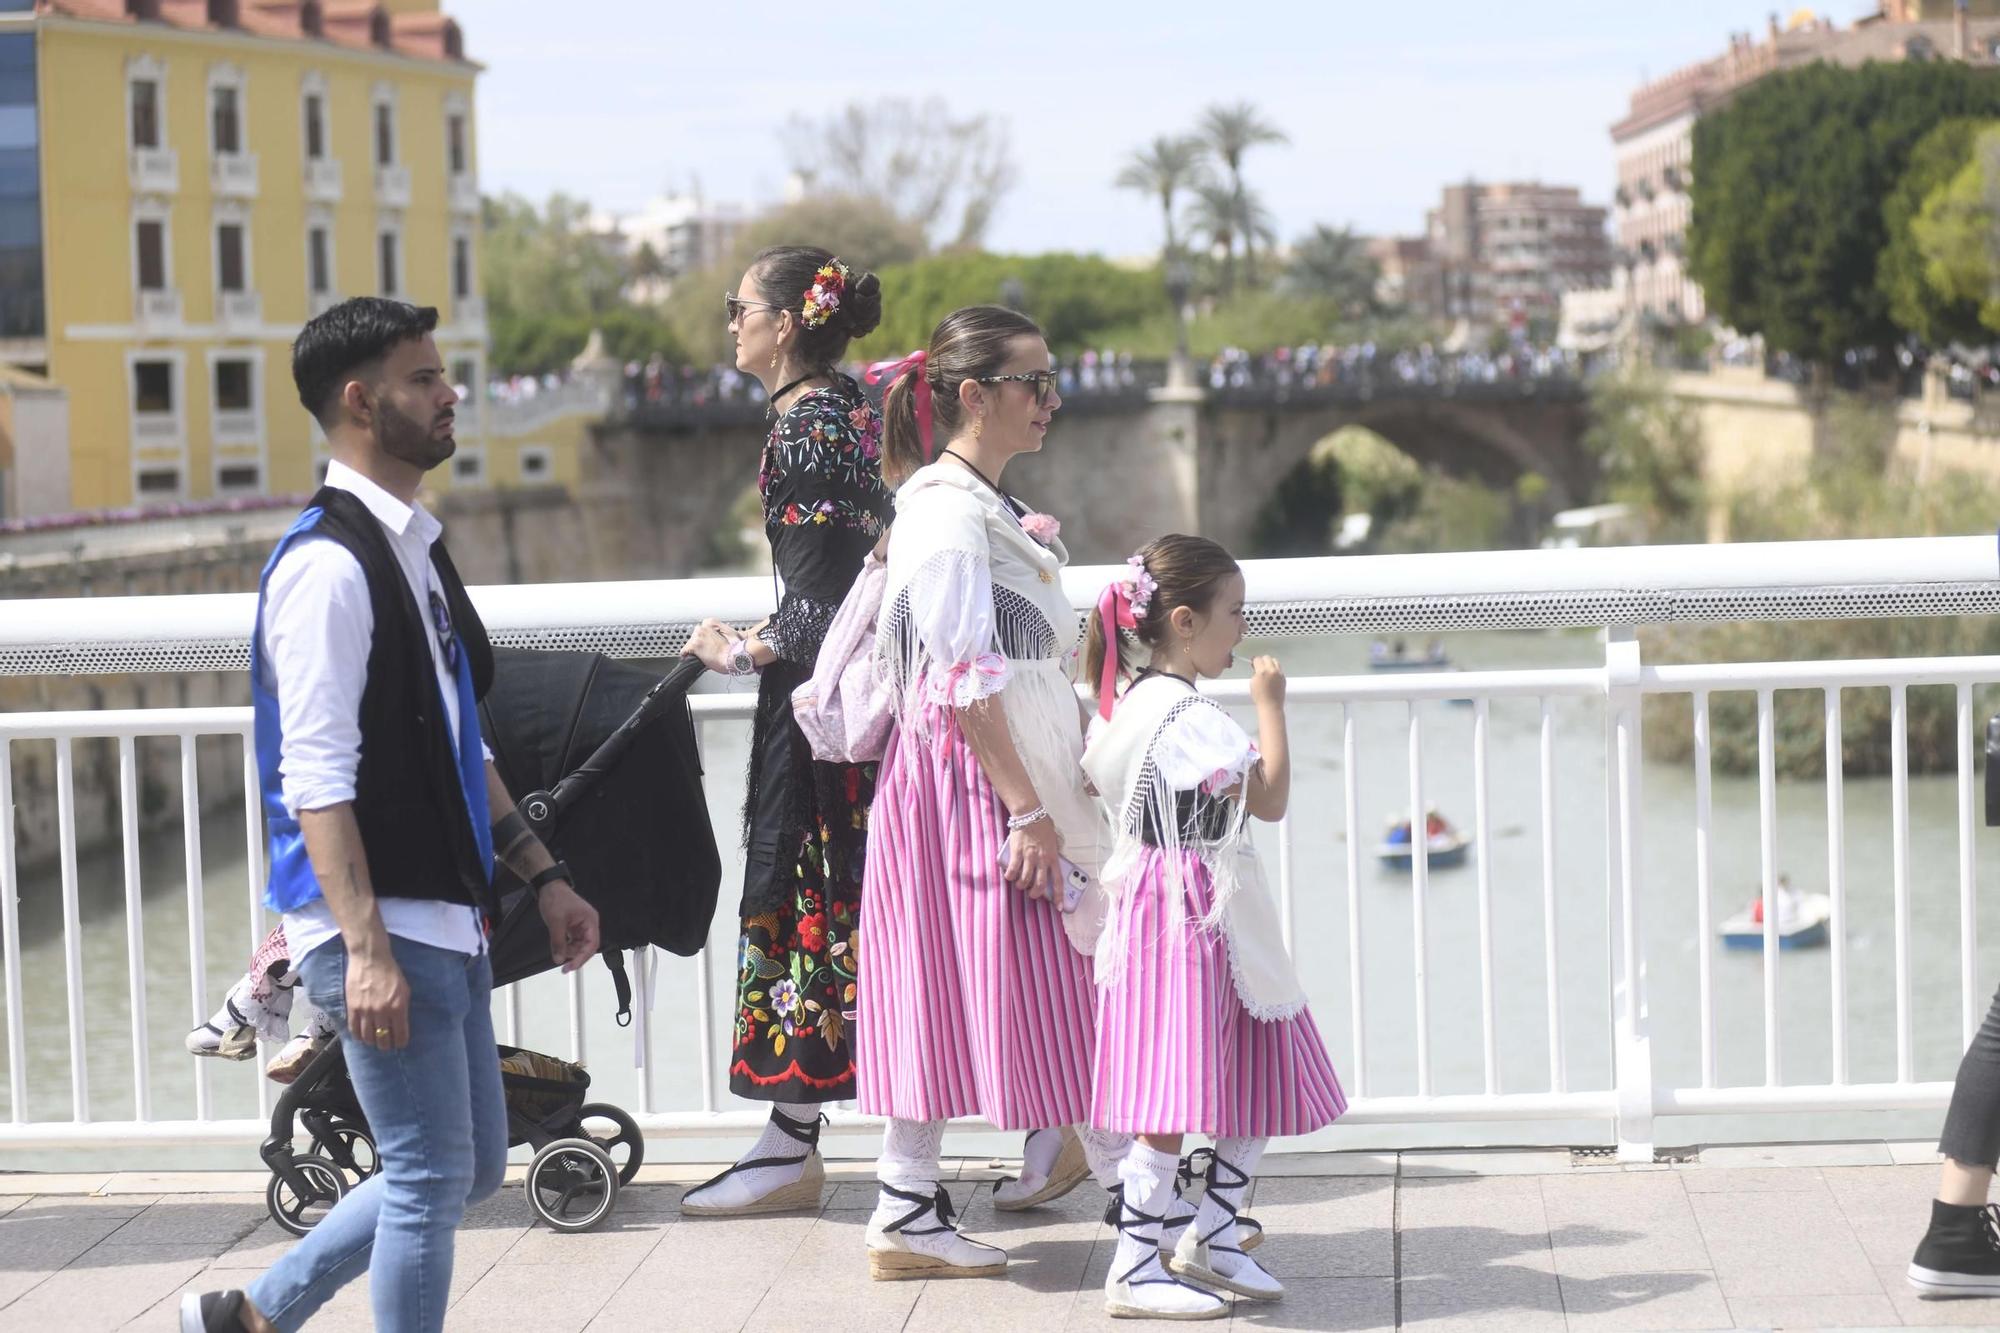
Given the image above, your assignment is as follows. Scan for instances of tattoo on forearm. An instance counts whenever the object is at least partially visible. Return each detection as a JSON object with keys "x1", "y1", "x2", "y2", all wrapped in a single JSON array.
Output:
[{"x1": 490, "y1": 809, "x2": 545, "y2": 872}]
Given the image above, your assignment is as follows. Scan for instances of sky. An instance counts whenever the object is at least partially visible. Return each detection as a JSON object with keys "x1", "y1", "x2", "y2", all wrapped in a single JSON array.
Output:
[{"x1": 454, "y1": 0, "x2": 1882, "y2": 259}]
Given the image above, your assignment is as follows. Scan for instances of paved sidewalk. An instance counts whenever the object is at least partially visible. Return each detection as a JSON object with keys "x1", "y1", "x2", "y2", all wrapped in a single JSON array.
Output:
[{"x1": 1, "y1": 1144, "x2": 1995, "y2": 1331}]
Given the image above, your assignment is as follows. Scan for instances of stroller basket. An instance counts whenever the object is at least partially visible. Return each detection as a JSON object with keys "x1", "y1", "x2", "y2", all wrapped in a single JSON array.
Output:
[{"x1": 498, "y1": 1045, "x2": 589, "y2": 1140}]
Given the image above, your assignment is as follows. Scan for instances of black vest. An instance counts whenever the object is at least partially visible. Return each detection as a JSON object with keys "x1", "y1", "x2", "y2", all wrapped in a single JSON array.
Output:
[{"x1": 302, "y1": 486, "x2": 497, "y2": 918}]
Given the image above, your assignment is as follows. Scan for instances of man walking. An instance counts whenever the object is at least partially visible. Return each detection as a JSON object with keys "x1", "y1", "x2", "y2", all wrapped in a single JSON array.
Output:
[{"x1": 183, "y1": 298, "x2": 599, "y2": 1333}]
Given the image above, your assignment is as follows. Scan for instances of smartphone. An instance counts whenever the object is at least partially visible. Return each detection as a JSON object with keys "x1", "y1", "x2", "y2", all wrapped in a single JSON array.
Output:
[{"x1": 998, "y1": 850, "x2": 1091, "y2": 913}]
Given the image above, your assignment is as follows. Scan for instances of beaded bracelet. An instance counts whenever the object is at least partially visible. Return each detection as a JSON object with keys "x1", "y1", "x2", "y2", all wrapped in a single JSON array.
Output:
[{"x1": 1005, "y1": 805, "x2": 1050, "y2": 832}]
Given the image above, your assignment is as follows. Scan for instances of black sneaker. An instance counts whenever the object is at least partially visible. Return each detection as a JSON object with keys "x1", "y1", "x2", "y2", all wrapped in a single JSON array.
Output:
[
  {"x1": 1909, "y1": 1200, "x2": 2000, "y2": 1298},
  {"x1": 179, "y1": 1289, "x2": 248, "y2": 1332}
]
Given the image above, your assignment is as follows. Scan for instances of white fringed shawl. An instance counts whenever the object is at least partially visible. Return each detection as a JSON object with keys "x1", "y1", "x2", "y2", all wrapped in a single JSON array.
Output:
[{"x1": 1081, "y1": 675, "x2": 1306, "y2": 1021}]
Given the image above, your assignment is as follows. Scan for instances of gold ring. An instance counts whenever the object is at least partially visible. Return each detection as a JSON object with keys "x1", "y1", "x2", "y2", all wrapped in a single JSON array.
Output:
[{"x1": 373, "y1": 1027, "x2": 390, "y2": 1039}]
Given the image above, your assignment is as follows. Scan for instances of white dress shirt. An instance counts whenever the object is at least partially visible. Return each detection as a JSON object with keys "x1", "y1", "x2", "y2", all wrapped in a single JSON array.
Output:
[{"x1": 264, "y1": 459, "x2": 488, "y2": 962}]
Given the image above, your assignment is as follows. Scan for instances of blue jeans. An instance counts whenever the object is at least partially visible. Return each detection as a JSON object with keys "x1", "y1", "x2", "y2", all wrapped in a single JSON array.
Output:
[{"x1": 249, "y1": 936, "x2": 508, "y2": 1333}]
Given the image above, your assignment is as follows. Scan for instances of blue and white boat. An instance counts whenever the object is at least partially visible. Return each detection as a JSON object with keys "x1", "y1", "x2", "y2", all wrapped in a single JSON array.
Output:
[
  {"x1": 1377, "y1": 814, "x2": 1471, "y2": 870},
  {"x1": 1719, "y1": 880, "x2": 1830, "y2": 950}
]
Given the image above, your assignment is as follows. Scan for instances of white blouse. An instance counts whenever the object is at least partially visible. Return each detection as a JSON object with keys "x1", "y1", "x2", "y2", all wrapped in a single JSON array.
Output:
[{"x1": 878, "y1": 462, "x2": 1077, "y2": 710}]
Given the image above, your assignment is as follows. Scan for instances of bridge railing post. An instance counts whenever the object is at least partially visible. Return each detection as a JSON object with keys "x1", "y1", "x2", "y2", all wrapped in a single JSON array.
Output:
[{"x1": 1604, "y1": 624, "x2": 1656, "y2": 1161}]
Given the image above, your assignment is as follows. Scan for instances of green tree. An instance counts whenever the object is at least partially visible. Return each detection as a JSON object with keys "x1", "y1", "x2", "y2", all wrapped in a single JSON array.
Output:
[
  {"x1": 1909, "y1": 126, "x2": 2000, "y2": 335},
  {"x1": 851, "y1": 251, "x2": 1161, "y2": 361},
  {"x1": 1687, "y1": 61, "x2": 2000, "y2": 369},
  {"x1": 1581, "y1": 366, "x2": 1706, "y2": 541},
  {"x1": 1198, "y1": 102, "x2": 1288, "y2": 288},
  {"x1": 1114, "y1": 134, "x2": 1210, "y2": 260},
  {"x1": 1188, "y1": 184, "x2": 1243, "y2": 296},
  {"x1": 483, "y1": 191, "x2": 658, "y2": 375},
  {"x1": 1281, "y1": 224, "x2": 1379, "y2": 315},
  {"x1": 1879, "y1": 118, "x2": 1991, "y2": 346}
]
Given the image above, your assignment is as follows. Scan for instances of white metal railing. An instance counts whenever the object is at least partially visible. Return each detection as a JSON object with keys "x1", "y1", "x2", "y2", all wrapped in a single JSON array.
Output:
[{"x1": 1, "y1": 535, "x2": 1997, "y2": 1160}]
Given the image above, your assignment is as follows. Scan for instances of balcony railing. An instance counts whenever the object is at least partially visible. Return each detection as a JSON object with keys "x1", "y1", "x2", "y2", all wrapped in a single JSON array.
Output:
[
  {"x1": 133, "y1": 288, "x2": 181, "y2": 330},
  {"x1": 128, "y1": 147, "x2": 178, "y2": 194},
  {"x1": 209, "y1": 152, "x2": 258, "y2": 198},
  {"x1": 212, "y1": 409, "x2": 258, "y2": 446},
  {"x1": 308, "y1": 290, "x2": 341, "y2": 318},
  {"x1": 449, "y1": 174, "x2": 479, "y2": 215},
  {"x1": 2, "y1": 537, "x2": 1999, "y2": 1156},
  {"x1": 374, "y1": 163, "x2": 411, "y2": 208},
  {"x1": 215, "y1": 290, "x2": 261, "y2": 332},
  {"x1": 303, "y1": 157, "x2": 342, "y2": 203}
]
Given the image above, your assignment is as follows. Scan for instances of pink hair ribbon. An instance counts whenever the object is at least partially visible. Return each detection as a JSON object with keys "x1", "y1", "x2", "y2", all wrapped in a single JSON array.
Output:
[
  {"x1": 863, "y1": 349, "x2": 934, "y2": 462},
  {"x1": 1095, "y1": 581, "x2": 1139, "y2": 720}
]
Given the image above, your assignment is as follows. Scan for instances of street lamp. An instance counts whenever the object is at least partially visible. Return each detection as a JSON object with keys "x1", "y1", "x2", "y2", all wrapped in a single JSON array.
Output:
[{"x1": 1164, "y1": 257, "x2": 1193, "y2": 389}]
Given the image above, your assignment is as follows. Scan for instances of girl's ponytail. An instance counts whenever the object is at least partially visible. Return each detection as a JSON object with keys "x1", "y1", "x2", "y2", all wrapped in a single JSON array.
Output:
[
  {"x1": 880, "y1": 369, "x2": 926, "y2": 488},
  {"x1": 1082, "y1": 598, "x2": 1127, "y2": 715}
]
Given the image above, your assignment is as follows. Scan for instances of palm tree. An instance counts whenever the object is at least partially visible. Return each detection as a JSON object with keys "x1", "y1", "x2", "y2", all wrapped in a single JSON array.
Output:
[
  {"x1": 1113, "y1": 134, "x2": 1210, "y2": 259},
  {"x1": 1283, "y1": 223, "x2": 1380, "y2": 314},
  {"x1": 1188, "y1": 184, "x2": 1243, "y2": 296},
  {"x1": 1199, "y1": 102, "x2": 1288, "y2": 286}
]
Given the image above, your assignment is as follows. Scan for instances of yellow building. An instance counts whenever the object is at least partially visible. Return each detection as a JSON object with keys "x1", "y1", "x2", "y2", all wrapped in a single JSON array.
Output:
[{"x1": 7, "y1": 0, "x2": 492, "y2": 516}]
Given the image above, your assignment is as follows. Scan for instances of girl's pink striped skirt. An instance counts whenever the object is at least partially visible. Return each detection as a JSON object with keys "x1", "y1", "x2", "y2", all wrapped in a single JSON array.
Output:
[
  {"x1": 856, "y1": 709, "x2": 1097, "y2": 1129},
  {"x1": 1091, "y1": 847, "x2": 1347, "y2": 1138}
]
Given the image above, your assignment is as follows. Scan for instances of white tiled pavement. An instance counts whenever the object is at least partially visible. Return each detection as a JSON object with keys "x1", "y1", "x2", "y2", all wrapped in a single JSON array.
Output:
[{"x1": 1, "y1": 1143, "x2": 1995, "y2": 1331}]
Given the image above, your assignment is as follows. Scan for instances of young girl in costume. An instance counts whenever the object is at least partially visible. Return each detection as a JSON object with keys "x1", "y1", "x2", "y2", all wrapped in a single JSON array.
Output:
[{"x1": 1081, "y1": 534, "x2": 1347, "y2": 1320}]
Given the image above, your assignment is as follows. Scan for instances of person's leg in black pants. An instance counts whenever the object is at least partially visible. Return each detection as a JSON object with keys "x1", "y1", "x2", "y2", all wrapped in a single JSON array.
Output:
[{"x1": 1911, "y1": 982, "x2": 2000, "y2": 1297}]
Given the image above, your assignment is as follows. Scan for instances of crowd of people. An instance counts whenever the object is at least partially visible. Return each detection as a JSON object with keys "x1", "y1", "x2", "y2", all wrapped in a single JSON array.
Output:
[
  {"x1": 1206, "y1": 339, "x2": 1582, "y2": 392},
  {"x1": 179, "y1": 246, "x2": 2000, "y2": 1333}
]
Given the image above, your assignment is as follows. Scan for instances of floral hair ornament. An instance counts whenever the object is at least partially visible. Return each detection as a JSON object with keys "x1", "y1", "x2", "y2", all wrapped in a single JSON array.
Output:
[
  {"x1": 862, "y1": 349, "x2": 935, "y2": 461},
  {"x1": 801, "y1": 259, "x2": 850, "y2": 330},
  {"x1": 1095, "y1": 553, "x2": 1160, "y2": 719}
]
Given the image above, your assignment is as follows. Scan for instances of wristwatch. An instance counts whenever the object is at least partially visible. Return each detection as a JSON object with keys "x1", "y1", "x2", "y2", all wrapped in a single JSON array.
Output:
[{"x1": 528, "y1": 859, "x2": 572, "y2": 896}]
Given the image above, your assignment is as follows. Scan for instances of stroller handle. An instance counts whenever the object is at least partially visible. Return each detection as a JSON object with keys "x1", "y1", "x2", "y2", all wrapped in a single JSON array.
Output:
[{"x1": 519, "y1": 654, "x2": 705, "y2": 837}]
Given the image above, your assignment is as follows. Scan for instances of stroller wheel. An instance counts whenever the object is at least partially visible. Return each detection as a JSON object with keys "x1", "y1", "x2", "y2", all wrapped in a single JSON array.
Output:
[
  {"x1": 526, "y1": 1137, "x2": 619, "y2": 1232},
  {"x1": 315, "y1": 1121, "x2": 379, "y2": 1186},
  {"x1": 268, "y1": 1153, "x2": 347, "y2": 1236},
  {"x1": 578, "y1": 1102, "x2": 645, "y2": 1185}
]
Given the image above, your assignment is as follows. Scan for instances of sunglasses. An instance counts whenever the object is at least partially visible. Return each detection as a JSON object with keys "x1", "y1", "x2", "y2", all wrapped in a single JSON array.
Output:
[
  {"x1": 723, "y1": 293, "x2": 782, "y2": 325},
  {"x1": 974, "y1": 370, "x2": 1060, "y2": 408},
  {"x1": 428, "y1": 589, "x2": 460, "y2": 674}
]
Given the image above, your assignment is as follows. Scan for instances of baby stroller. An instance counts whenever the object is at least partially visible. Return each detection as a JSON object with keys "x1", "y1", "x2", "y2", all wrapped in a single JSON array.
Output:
[{"x1": 260, "y1": 652, "x2": 719, "y2": 1234}]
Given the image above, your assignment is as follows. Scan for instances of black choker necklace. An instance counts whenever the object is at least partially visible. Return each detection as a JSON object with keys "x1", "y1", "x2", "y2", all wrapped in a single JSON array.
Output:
[
  {"x1": 940, "y1": 449, "x2": 1023, "y2": 515},
  {"x1": 1136, "y1": 666, "x2": 1196, "y2": 688},
  {"x1": 768, "y1": 373, "x2": 824, "y2": 415}
]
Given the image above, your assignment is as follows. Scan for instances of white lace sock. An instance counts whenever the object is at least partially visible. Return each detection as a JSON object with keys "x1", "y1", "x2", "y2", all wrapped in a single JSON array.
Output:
[
  {"x1": 1190, "y1": 1136, "x2": 1268, "y2": 1277},
  {"x1": 1107, "y1": 1143, "x2": 1223, "y2": 1317},
  {"x1": 682, "y1": 1102, "x2": 823, "y2": 1210},
  {"x1": 875, "y1": 1117, "x2": 945, "y2": 1204},
  {"x1": 1078, "y1": 1125, "x2": 1133, "y2": 1191}
]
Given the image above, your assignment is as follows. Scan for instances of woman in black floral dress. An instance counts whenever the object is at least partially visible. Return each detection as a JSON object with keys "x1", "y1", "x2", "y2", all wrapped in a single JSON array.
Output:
[{"x1": 679, "y1": 246, "x2": 891, "y2": 1216}]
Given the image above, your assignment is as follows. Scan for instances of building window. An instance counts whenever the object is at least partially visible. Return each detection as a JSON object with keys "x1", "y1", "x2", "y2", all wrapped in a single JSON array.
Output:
[
  {"x1": 131, "y1": 77, "x2": 160, "y2": 149},
  {"x1": 303, "y1": 90, "x2": 325, "y2": 160},
  {"x1": 308, "y1": 224, "x2": 331, "y2": 294},
  {"x1": 373, "y1": 99, "x2": 395, "y2": 167},
  {"x1": 452, "y1": 233, "x2": 471, "y2": 301},
  {"x1": 214, "y1": 357, "x2": 252, "y2": 412},
  {"x1": 132, "y1": 359, "x2": 174, "y2": 415},
  {"x1": 135, "y1": 218, "x2": 167, "y2": 290},
  {"x1": 452, "y1": 450, "x2": 484, "y2": 483},
  {"x1": 378, "y1": 228, "x2": 399, "y2": 295},
  {"x1": 0, "y1": 32, "x2": 40, "y2": 341},
  {"x1": 135, "y1": 467, "x2": 181, "y2": 496},
  {"x1": 216, "y1": 221, "x2": 246, "y2": 291},
  {"x1": 519, "y1": 445, "x2": 552, "y2": 482},
  {"x1": 216, "y1": 464, "x2": 260, "y2": 492},
  {"x1": 447, "y1": 111, "x2": 466, "y2": 176},
  {"x1": 451, "y1": 357, "x2": 476, "y2": 394},
  {"x1": 211, "y1": 84, "x2": 240, "y2": 155}
]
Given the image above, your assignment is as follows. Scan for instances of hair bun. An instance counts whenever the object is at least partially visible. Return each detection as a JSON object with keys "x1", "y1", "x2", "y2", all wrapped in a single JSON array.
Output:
[{"x1": 841, "y1": 270, "x2": 883, "y2": 339}]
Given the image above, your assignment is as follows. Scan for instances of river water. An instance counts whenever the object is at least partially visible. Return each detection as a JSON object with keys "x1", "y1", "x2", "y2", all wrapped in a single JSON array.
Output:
[{"x1": 5, "y1": 627, "x2": 1995, "y2": 1170}]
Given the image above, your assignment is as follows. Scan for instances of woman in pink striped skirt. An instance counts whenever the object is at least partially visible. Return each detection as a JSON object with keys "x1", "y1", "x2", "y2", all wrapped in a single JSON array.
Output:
[
  {"x1": 856, "y1": 307, "x2": 1131, "y2": 1282},
  {"x1": 1080, "y1": 535, "x2": 1347, "y2": 1320}
]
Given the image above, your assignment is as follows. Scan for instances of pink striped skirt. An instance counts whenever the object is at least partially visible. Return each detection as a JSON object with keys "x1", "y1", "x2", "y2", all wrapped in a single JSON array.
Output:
[
  {"x1": 1091, "y1": 847, "x2": 1347, "y2": 1138},
  {"x1": 856, "y1": 709, "x2": 1097, "y2": 1129}
]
